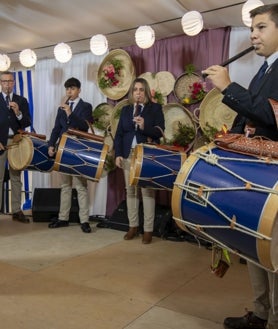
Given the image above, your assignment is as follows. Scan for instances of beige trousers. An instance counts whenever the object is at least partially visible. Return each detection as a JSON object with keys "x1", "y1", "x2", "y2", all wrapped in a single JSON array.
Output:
[
  {"x1": 58, "y1": 173, "x2": 89, "y2": 224},
  {"x1": 247, "y1": 261, "x2": 278, "y2": 328},
  {"x1": 0, "y1": 138, "x2": 22, "y2": 213},
  {"x1": 123, "y1": 154, "x2": 155, "y2": 232}
]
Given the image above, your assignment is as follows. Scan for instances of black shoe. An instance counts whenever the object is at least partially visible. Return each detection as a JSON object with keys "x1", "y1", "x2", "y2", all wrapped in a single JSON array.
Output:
[
  {"x1": 224, "y1": 311, "x2": 267, "y2": 329},
  {"x1": 81, "y1": 222, "x2": 91, "y2": 233},
  {"x1": 48, "y1": 219, "x2": 69, "y2": 228},
  {"x1": 12, "y1": 210, "x2": 30, "y2": 223}
]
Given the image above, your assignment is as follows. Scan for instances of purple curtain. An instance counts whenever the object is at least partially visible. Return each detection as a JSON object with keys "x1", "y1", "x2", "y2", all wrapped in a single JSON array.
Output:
[{"x1": 106, "y1": 27, "x2": 231, "y2": 217}]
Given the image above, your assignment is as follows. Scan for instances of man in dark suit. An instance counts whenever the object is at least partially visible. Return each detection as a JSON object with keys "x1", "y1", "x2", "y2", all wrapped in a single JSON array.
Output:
[
  {"x1": 0, "y1": 71, "x2": 31, "y2": 223},
  {"x1": 203, "y1": 4, "x2": 278, "y2": 329},
  {"x1": 114, "y1": 77, "x2": 165, "y2": 244},
  {"x1": 48, "y1": 77, "x2": 93, "y2": 233}
]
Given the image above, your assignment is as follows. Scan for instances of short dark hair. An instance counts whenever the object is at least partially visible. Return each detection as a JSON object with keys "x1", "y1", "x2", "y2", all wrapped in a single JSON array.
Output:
[
  {"x1": 64, "y1": 77, "x2": 81, "y2": 89},
  {"x1": 250, "y1": 4, "x2": 278, "y2": 27}
]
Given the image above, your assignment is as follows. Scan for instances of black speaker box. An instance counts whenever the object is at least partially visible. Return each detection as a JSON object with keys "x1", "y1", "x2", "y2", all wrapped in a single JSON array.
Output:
[{"x1": 32, "y1": 188, "x2": 80, "y2": 223}]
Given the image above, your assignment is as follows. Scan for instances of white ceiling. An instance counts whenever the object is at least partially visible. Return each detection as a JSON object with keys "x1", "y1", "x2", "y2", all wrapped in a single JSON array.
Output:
[{"x1": 0, "y1": 0, "x2": 274, "y2": 64}]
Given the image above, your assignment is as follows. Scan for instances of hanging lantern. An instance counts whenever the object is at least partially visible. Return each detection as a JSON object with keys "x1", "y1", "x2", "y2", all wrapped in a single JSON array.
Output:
[
  {"x1": 135, "y1": 26, "x2": 155, "y2": 49},
  {"x1": 54, "y1": 43, "x2": 72, "y2": 63},
  {"x1": 181, "y1": 11, "x2": 203, "y2": 36},
  {"x1": 242, "y1": 0, "x2": 264, "y2": 27},
  {"x1": 90, "y1": 34, "x2": 108, "y2": 55},
  {"x1": 19, "y1": 49, "x2": 37, "y2": 67},
  {"x1": 0, "y1": 54, "x2": 11, "y2": 71}
]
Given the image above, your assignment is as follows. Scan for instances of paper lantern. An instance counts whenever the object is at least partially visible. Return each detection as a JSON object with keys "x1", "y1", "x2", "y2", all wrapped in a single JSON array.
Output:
[
  {"x1": 90, "y1": 34, "x2": 108, "y2": 55},
  {"x1": 181, "y1": 11, "x2": 203, "y2": 36},
  {"x1": 0, "y1": 54, "x2": 11, "y2": 71},
  {"x1": 242, "y1": 0, "x2": 264, "y2": 27},
  {"x1": 54, "y1": 43, "x2": 72, "y2": 63},
  {"x1": 135, "y1": 26, "x2": 155, "y2": 49},
  {"x1": 19, "y1": 49, "x2": 37, "y2": 67}
]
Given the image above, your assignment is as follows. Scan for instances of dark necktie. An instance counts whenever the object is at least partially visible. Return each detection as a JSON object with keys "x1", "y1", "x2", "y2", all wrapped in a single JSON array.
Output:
[
  {"x1": 6, "y1": 94, "x2": 10, "y2": 108},
  {"x1": 251, "y1": 61, "x2": 268, "y2": 91},
  {"x1": 69, "y1": 101, "x2": 74, "y2": 110},
  {"x1": 134, "y1": 104, "x2": 142, "y2": 117}
]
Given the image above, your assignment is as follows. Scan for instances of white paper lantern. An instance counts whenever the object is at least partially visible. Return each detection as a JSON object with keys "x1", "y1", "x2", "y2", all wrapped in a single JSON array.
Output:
[
  {"x1": 19, "y1": 49, "x2": 37, "y2": 67},
  {"x1": 135, "y1": 26, "x2": 155, "y2": 49},
  {"x1": 242, "y1": 0, "x2": 264, "y2": 27},
  {"x1": 54, "y1": 43, "x2": 72, "y2": 63},
  {"x1": 90, "y1": 34, "x2": 108, "y2": 55},
  {"x1": 181, "y1": 11, "x2": 203, "y2": 36},
  {"x1": 0, "y1": 54, "x2": 11, "y2": 71}
]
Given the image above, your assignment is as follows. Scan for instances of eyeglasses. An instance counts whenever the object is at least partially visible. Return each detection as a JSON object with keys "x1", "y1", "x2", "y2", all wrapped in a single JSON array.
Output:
[{"x1": 1, "y1": 80, "x2": 14, "y2": 84}]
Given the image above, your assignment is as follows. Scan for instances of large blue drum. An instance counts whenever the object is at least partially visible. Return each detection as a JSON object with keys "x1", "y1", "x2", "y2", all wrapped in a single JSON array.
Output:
[
  {"x1": 130, "y1": 143, "x2": 187, "y2": 190},
  {"x1": 8, "y1": 135, "x2": 54, "y2": 172},
  {"x1": 172, "y1": 143, "x2": 278, "y2": 271},
  {"x1": 53, "y1": 133, "x2": 108, "y2": 182}
]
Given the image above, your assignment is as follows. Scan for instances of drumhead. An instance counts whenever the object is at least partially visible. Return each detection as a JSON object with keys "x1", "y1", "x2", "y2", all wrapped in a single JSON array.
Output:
[{"x1": 8, "y1": 135, "x2": 34, "y2": 170}]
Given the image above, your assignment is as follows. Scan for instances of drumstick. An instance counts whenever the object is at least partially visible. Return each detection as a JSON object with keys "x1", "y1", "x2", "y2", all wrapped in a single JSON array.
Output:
[{"x1": 202, "y1": 46, "x2": 255, "y2": 79}]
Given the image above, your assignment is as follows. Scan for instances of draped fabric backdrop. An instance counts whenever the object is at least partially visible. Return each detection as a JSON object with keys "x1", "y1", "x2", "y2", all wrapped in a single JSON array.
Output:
[{"x1": 11, "y1": 26, "x2": 263, "y2": 217}]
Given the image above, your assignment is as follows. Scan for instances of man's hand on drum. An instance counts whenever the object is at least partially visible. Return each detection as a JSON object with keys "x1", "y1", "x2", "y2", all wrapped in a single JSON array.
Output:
[
  {"x1": 202, "y1": 65, "x2": 231, "y2": 92},
  {"x1": 0, "y1": 142, "x2": 5, "y2": 151},
  {"x1": 115, "y1": 156, "x2": 123, "y2": 169},
  {"x1": 48, "y1": 146, "x2": 55, "y2": 157},
  {"x1": 133, "y1": 115, "x2": 144, "y2": 130}
]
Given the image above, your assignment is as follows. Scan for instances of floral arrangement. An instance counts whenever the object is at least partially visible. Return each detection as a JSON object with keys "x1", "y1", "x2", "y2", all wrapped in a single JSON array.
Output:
[
  {"x1": 182, "y1": 64, "x2": 207, "y2": 105},
  {"x1": 92, "y1": 105, "x2": 110, "y2": 131},
  {"x1": 151, "y1": 89, "x2": 164, "y2": 105},
  {"x1": 170, "y1": 122, "x2": 196, "y2": 148},
  {"x1": 99, "y1": 58, "x2": 123, "y2": 89}
]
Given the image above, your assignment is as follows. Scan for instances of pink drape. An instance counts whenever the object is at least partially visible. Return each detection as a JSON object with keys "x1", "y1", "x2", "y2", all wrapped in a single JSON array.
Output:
[{"x1": 106, "y1": 27, "x2": 231, "y2": 217}]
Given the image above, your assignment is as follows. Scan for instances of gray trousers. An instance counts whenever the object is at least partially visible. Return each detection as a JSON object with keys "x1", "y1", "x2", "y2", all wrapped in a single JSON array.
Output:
[
  {"x1": 0, "y1": 139, "x2": 22, "y2": 214},
  {"x1": 58, "y1": 173, "x2": 89, "y2": 224},
  {"x1": 248, "y1": 262, "x2": 278, "y2": 329},
  {"x1": 123, "y1": 154, "x2": 155, "y2": 232}
]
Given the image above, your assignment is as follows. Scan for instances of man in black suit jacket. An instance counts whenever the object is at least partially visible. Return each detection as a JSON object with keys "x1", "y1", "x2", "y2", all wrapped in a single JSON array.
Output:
[
  {"x1": 48, "y1": 77, "x2": 93, "y2": 233},
  {"x1": 0, "y1": 71, "x2": 31, "y2": 223},
  {"x1": 114, "y1": 77, "x2": 165, "y2": 244},
  {"x1": 203, "y1": 4, "x2": 278, "y2": 329}
]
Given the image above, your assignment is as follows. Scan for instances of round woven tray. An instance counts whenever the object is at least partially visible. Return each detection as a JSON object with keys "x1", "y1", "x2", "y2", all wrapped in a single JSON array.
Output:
[
  {"x1": 199, "y1": 88, "x2": 237, "y2": 133},
  {"x1": 138, "y1": 72, "x2": 158, "y2": 91},
  {"x1": 97, "y1": 49, "x2": 135, "y2": 100},
  {"x1": 162, "y1": 103, "x2": 197, "y2": 151},
  {"x1": 110, "y1": 99, "x2": 129, "y2": 138},
  {"x1": 174, "y1": 72, "x2": 201, "y2": 104}
]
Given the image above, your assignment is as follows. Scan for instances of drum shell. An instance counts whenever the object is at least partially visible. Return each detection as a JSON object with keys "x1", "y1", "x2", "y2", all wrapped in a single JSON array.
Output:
[
  {"x1": 172, "y1": 143, "x2": 278, "y2": 271},
  {"x1": 8, "y1": 135, "x2": 54, "y2": 172},
  {"x1": 130, "y1": 143, "x2": 187, "y2": 190},
  {"x1": 53, "y1": 133, "x2": 109, "y2": 182}
]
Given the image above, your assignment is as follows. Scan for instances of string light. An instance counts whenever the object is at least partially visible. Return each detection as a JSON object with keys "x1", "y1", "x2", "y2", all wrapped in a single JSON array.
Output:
[
  {"x1": 135, "y1": 26, "x2": 155, "y2": 49},
  {"x1": 19, "y1": 49, "x2": 37, "y2": 67},
  {"x1": 54, "y1": 43, "x2": 72, "y2": 63},
  {"x1": 242, "y1": 0, "x2": 264, "y2": 27},
  {"x1": 181, "y1": 11, "x2": 203, "y2": 36},
  {"x1": 0, "y1": 54, "x2": 11, "y2": 71},
  {"x1": 90, "y1": 34, "x2": 108, "y2": 55}
]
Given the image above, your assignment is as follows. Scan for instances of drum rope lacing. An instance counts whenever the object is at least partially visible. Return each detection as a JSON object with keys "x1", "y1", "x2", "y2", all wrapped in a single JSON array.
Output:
[
  {"x1": 173, "y1": 148, "x2": 277, "y2": 241},
  {"x1": 134, "y1": 153, "x2": 183, "y2": 189}
]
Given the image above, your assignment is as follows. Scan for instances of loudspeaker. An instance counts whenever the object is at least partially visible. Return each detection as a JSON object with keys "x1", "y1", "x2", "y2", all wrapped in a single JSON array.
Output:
[{"x1": 32, "y1": 188, "x2": 80, "y2": 223}]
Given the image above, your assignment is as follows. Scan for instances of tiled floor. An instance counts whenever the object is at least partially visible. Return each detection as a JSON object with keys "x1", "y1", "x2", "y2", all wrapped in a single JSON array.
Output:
[{"x1": 0, "y1": 212, "x2": 253, "y2": 329}]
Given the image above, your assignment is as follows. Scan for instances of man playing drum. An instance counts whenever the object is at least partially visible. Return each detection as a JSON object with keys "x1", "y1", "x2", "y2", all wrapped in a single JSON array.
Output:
[
  {"x1": 48, "y1": 77, "x2": 93, "y2": 233},
  {"x1": 203, "y1": 4, "x2": 278, "y2": 329}
]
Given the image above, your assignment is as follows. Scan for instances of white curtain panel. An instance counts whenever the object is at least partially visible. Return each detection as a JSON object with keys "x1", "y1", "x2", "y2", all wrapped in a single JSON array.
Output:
[{"x1": 32, "y1": 51, "x2": 108, "y2": 216}]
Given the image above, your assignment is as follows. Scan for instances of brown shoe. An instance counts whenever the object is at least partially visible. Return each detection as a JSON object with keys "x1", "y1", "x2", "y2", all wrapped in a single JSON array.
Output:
[
  {"x1": 124, "y1": 227, "x2": 138, "y2": 240},
  {"x1": 142, "y1": 232, "x2": 152, "y2": 244},
  {"x1": 12, "y1": 210, "x2": 30, "y2": 223}
]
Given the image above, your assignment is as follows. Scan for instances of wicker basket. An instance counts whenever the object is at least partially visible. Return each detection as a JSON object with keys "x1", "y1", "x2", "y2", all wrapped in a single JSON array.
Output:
[{"x1": 174, "y1": 72, "x2": 201, "y2": 104}]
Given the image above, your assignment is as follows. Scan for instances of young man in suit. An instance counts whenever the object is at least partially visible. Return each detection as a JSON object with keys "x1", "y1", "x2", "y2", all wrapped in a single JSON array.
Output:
[
  {"x1": 0, "y1": 71, "x2": 32, "y2": 223},
  {"x1": 48, "y1": 77, "x2": 93, "y2": 233},
  {"x1": 203, "y1": 4, "x2": 278, "y2": 329},
  {"x1": 114, "y1": 77, "x2": 165, "y2": 244}
]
